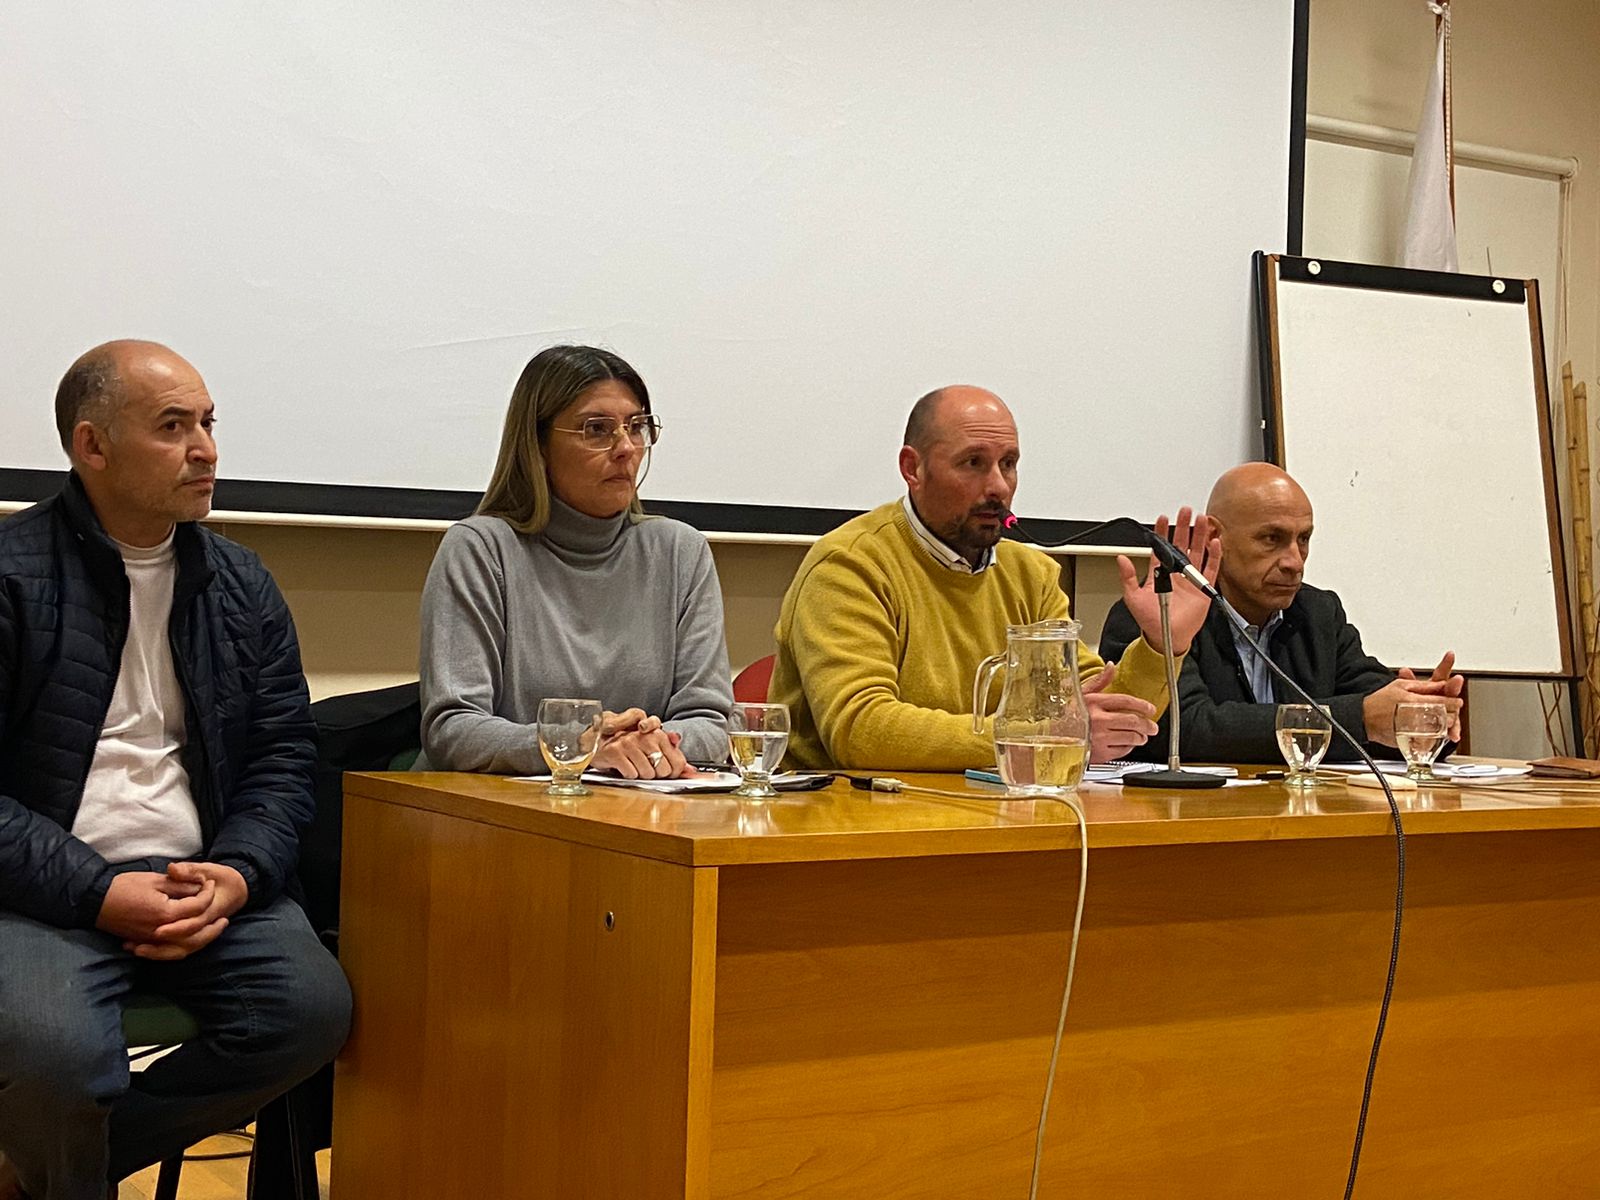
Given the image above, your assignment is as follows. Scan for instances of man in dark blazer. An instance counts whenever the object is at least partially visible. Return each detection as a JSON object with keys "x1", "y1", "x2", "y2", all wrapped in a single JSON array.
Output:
[{"x1": 1099, "y1": 463, "x2": 1463, "y2": 763}]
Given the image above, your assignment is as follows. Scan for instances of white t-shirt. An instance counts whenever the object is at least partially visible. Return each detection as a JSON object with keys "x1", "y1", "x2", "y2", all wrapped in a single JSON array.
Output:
[{"x1": 71, "y1": 531, "x2": 203, "y2": 863}]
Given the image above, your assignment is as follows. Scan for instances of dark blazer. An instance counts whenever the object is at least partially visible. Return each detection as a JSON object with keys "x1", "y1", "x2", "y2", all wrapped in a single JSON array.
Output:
[
  {"x1": 0, "y1": 475, "x2": 316, "y2": 929},
  {"x1": 1098, "y1": 583, "x2": 1394, "y2": 763}
]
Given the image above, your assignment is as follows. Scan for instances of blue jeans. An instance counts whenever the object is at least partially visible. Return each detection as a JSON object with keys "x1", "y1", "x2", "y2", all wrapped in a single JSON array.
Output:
[{"x1": 0, "y1": 882, "x2": 350, "y2": 1200}]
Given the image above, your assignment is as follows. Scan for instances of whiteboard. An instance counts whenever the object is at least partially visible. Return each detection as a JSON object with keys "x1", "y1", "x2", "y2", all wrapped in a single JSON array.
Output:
[
  {"x1": 0, "y1": 2, "x2": 1295, "y2": 526},
  {"x1": 1267, "y1": 258, "x2": 1570, "y2": 675}
]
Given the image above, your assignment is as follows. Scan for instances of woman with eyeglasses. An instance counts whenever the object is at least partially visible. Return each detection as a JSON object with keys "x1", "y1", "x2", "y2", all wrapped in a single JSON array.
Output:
[{"x1": 418, "y1": 345, "x2": 732, "y2": 778}]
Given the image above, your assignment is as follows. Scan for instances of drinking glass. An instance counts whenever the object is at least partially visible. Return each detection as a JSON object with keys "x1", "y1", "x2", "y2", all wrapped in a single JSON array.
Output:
[
  {"x1": 1394, "y1": 702, "x2": 1449, "y2": 781},
  {"x1": 1275, "y1": 703, "x2": 1332, "y2": 788},
  {"x1": 728, "y1": 702, "x2": 790, "y2": 799},
  {"x1": 537, "y1": 698, "x2": 604, "y2": 796}
]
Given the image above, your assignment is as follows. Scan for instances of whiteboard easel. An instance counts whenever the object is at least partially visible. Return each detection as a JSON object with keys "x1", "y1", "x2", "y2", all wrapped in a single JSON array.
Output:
[{"x1": 1258, "y1": 253, "x2": 1572, "y2": 677}]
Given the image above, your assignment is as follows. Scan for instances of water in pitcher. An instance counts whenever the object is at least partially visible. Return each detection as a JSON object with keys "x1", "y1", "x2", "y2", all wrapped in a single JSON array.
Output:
[
  {"x1": 973, "y1": 620, "x2": 1091, "y2": 795},
  {"x1": 996, "y1": 735, "x2": 1089, "y2": 792}
]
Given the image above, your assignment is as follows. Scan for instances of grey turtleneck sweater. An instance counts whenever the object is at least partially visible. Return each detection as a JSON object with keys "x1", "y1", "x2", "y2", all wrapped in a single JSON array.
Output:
[{"x1": 418, "y1": 498, "x2": 733, "y2": 773}]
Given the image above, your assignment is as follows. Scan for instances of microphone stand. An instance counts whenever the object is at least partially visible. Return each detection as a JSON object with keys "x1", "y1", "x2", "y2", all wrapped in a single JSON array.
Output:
[{"x1": 1121, "y1": 564, "x2": 1224, "y2": 789}]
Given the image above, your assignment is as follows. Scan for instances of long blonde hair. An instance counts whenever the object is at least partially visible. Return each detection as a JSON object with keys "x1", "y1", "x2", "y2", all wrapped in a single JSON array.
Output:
[{"x1": 477, "y1": 345, "x2": 651, "y2": 534}]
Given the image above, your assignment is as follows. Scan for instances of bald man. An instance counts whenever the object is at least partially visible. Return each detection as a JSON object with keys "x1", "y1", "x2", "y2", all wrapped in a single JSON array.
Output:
[
  {"x1": 771, "y1": 386, "x2": 1219, "y2": 770},
  {"x1": 1099, "y1": 463, "x2": 1464, "y2": 763},
  {"x1": 0, "y1": 342, "x2": 349, "y2": 1199}
]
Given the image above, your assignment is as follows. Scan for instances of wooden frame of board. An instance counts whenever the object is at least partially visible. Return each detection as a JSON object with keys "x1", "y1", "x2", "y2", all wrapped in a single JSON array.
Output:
[{"x1": 1253, "y1": 251, "x2": 1574, "y2": 678}]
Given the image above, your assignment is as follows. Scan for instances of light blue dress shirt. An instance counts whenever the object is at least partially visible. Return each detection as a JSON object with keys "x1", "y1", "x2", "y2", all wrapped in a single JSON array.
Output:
[{"x1": 1229, "y1": 610, "x2": 1285, "y2": 703}]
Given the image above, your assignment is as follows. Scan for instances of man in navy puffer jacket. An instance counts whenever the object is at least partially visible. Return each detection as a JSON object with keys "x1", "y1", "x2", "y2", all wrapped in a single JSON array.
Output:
[{"x1": 0, "y1": 341, "x2": 350, "y2": 1200}]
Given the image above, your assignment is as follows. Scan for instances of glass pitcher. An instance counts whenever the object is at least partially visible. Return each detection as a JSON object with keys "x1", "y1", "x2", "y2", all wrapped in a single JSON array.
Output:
[{"x1": 972, "y1": 619, "x2": 1091, "y2": 794}]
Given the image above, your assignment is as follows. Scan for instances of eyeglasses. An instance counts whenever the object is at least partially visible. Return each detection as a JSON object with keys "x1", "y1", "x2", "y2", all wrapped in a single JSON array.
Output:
[{"x1": 549, "y1": 414, "x2": 662, "y2": 451}]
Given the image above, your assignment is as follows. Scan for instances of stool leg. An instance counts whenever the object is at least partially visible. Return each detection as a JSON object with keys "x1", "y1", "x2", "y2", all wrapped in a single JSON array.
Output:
[
  {"x1": 249, "y1": 1091, "x2": 321, "y2": 1200},
  {"x1": 152, "y1": 1155, "x2": 184, "y2": 1200}
]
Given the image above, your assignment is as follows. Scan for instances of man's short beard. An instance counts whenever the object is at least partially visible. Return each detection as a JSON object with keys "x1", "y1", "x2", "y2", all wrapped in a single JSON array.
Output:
[{"x1": 935, "y1": 515, "x2": 1004, "y2": 564}]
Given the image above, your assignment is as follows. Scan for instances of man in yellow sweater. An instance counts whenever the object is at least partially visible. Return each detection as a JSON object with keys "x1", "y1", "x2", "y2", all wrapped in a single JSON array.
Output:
[{"x1": 771, "y1": 386, "x2": 1220, "y2": 770}]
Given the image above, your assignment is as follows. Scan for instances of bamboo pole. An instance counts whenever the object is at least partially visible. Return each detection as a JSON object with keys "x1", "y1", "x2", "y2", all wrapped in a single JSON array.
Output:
[{"x1": 1562, "y1": 364, "x2": 1599, "y2": 754}]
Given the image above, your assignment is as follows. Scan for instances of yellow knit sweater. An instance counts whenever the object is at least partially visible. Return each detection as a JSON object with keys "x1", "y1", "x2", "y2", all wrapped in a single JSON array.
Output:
[{"x1": 771, "y1": 501, "x2": 1175, "y2": 770}]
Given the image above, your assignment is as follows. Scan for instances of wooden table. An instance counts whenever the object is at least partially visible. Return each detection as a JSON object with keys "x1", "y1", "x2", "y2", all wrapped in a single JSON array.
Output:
[{"x1": 330, "y1": 770, "x2": 1600, "y2": 1198}]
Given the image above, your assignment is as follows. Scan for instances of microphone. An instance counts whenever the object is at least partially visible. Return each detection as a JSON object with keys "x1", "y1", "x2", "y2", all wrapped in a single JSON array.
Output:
[{"x1": 1142, "y1": 531, "x2": 1217, "y2": 599}]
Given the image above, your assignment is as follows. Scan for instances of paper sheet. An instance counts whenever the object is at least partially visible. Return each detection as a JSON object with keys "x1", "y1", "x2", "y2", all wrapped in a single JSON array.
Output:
[{"x1": 511, "y1": 771, "x2": 831, "y2": 794}]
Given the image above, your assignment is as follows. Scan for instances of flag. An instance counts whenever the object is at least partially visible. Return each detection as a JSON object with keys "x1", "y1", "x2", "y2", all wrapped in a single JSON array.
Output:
[{"x1": 1400, "y1": 2, "x2": 1457, "y2": 272}]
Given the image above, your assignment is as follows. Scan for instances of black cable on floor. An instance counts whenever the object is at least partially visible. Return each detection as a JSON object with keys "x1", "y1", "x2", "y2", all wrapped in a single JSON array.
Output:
[{"x1": 183, "y1": 1128, "x2": 255, "y2": 1162}]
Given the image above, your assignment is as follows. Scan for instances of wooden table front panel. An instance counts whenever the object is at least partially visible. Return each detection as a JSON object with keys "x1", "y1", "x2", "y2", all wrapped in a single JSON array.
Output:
[
  {"x1": 331, "y1": 793, "x2": 718, "y2": 1199},
  {"x1": 707, "y1": 830, "x2": 1600, "y2": 1198}
]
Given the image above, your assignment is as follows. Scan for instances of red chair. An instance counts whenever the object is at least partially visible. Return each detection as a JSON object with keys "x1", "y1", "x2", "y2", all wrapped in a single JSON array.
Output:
[{"x1": 732, "y1": 654, "x2": 776, "y2": 703}]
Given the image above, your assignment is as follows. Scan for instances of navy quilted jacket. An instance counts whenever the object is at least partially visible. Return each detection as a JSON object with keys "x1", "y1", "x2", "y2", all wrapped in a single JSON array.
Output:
[{"x1": 0, "y1": 476, "x2": 316, "y2": 929}]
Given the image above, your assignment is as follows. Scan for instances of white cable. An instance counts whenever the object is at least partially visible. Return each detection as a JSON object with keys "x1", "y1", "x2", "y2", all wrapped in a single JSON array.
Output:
[
  {"x1": 862, "y1": 776, "x2": 1089, "y2": 1198},
  {"x1": 1029, "y1": 790, "x2": 1088, "y2": 1200}
]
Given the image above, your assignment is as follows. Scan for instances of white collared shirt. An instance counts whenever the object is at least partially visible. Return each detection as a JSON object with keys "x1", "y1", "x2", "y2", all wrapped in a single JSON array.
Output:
[{"x1": 901, "y1": 495, "x2": 995, "y2": 575}]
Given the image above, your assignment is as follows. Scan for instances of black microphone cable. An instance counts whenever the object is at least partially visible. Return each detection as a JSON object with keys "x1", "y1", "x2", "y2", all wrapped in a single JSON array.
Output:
[
  {"x1": 1005, "y1": 512, "x2": 1405, "y2": 1199},
  {"x1": 1209, "y1": 591, "x2": 1405, "y2": 1200}
]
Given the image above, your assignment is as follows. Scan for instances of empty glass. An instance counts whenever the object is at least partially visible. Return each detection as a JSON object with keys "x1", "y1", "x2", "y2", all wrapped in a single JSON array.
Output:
[
  {"x1": 537, "y1": 698, "x2": 604, "y2": 796},
  {"x1": 1275, "y1": 703, "x2": 1332, "y2": 788},
  {"x1": 728, "y1": 702, "x2": 790, "y2": 799},
  {"x1": 1394, "y1": 702, "x2": 1449, "y2": 781}
]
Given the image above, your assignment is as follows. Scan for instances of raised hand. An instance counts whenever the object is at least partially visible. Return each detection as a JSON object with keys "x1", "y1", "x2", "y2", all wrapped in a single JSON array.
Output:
[{"x1": 1115, "y1": 507, "x2": 1221, "y2": 655}]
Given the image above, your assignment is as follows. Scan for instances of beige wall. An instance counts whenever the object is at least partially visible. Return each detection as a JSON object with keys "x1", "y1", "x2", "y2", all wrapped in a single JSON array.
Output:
[{"x1": 233, "y1": 1, "x2": 1598, "y2": 751}]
